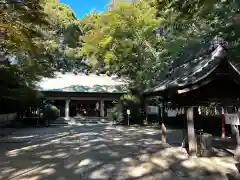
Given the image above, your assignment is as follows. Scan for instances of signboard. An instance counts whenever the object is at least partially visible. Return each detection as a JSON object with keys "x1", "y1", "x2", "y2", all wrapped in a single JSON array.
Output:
[
  {"x1": 147, "y1": 106, "x2": 159, "y2": 115},
  {"x1": 126, "y1": 109, "x2": 130, "y2": 115},
  {"x1": 224, "y1": 113, "x2": 240, "y2": 125}
]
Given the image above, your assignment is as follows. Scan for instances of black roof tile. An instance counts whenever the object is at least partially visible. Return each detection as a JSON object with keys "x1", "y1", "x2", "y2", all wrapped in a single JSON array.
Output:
[{"x1": 147, "y1": 44, "x2": 227, "y2": 93}]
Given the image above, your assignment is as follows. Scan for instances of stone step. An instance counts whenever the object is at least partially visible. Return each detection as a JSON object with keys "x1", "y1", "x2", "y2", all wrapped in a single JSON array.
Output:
[{"x1": 51, "y1": 117, "x2": 110, "y2": 125}]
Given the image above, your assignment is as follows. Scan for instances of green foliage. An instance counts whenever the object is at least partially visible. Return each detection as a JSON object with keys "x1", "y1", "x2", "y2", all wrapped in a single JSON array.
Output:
[
  {"x1": 80, "y1": 0, "x2": 240, "y2": 93},
  {"x1": 120, "y1": 94, "x2": 140, "y2": 104},
  {"x1": 80, "y1": 0, "x2": 164, "y2": 89},
  {"x1": 3, "y1": 0, "x2": 240, "y2": 106},
  {"x1": 152, "y1": 0, "x2": 240, "y2": 65},
  {"x1": 121, "y1": 94, "x2": 143, "y2": 125},
  {"x1": 1, "y1": 0, "x2": 83, "y2": 109},
  {"x1": 108, "y1": 94, "x2": 143, "y2": 125},
  {"x1": 108, "y1": 103, "x2": 124, "y2": 124},
  {"x1": 43, "y1": 104, "x2": 59, "y2": 121},
  {"x1": 0, "y1": 64, "x2": 44, "y2": 112},
  {"x1": 1, "y1": 0, "x2": 55, "y2": 71}
]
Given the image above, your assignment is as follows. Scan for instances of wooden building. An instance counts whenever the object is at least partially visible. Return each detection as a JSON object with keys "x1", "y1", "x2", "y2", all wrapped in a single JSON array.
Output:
[
  {"x1": 37, "y1": 72, "x2": 128, "y2": 119},
  {"x1": 144, "y1": 41, "x2": 240, "y2": 155}
]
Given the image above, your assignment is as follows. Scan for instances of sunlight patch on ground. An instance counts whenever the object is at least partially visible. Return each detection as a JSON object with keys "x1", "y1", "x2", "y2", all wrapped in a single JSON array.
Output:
[
  {"x1": 151, "y1": 140, "x2": 162, "y2": 145},
  {"x1": 16, "y1": 175, "x2": 41, "y2": 180},
  {"x1": 144, "y1": 131, "x2": 158, "y2": 135},
  {"x1": 198, "y1": 157, "x2": 237, "y2": 173},
  {"x1": 93, "y1": 144, "x2": 107, "y2": 150},
  {"x1": 54, "y1": 152, "x2": 68, "y2": 158},
  {"x1": 77, "y1": 159, "x2": 93, "y2": 167},
  {"x1": 9, "y1": 135, "x2": 37, "y2": 140},
  {"x1": 122, "y1": 157, "x2": 134, "y2": 162},
  {"x1": 81, "y1": 143, "x2": 91, "y2": 148},
  {"x1": 40, "y1": 168, "x2": 56, "y2": 175},
  {"x1": 128, "y1": 127, "x2": 138, "y2": 131},
  {"x1": 122, "y1": 157, "x2": 139, "y2": 166},
  {"x1": 151, "y1": 157, "x2": 170, "y2": 169},
  {"x1": 40, "y1": 155, "x2": 53, "y2": 159},
  {"x1": 114, "y1": 126, "x2": 125, "y2": 131},
  {"x1": 8, "y1": 164, "x2": 49, "y2": 179},
  {"x1": 181, "y1": 159, "x2": 198, "y2": 169},
  {"x1": 124, "y1": 142, "x2": 134, "y2": 146},
  {"x1": 138, "y1": 154, "x2": 151, "y2": 161},
  {"x1": 74, "y1": 160, "x2": 102, "y2": 175},
  {"x1": 6, "y1": 132, "x2": 77, "y2": 157},
  {"x1": 65, "y1": 162, "x2": 78, "y2": 169},
  {"x1": 0, "y1": 167, "x2": 16, "y2": 177},
  {"x1": 89, "y1": 164, "x2": 115, "y2": 179},
  {"x1": 128, "y1": 163, "x2": 154, "y2": 178}
]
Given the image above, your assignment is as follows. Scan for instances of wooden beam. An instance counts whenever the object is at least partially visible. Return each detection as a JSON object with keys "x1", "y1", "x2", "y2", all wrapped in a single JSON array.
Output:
[
  {"x1": 187, "y1": 107, "x2": 197, "y2": 156},
  {"x1": 220, "y1": 107, "x2": 226, "y2": 138},
  {"x1": 178, "y1": 78, "x2": 213, "y2": 94},
  {"x1": 162, "y1": 102, "x2": 167, "y2": 145},
  {"x1": 47, "y1": 96, "x2": 118, "y2": 101}
]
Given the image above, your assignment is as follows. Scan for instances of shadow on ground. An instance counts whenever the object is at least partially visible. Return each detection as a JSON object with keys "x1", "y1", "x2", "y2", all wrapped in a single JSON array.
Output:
[{"x1": 0, "y1": 125, "x2": 238, "y2": 180}]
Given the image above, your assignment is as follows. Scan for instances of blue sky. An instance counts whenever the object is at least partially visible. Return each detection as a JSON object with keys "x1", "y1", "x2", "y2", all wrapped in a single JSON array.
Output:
[{"x1": 61, "y1": 0, "x2": 110, "y2": 18}]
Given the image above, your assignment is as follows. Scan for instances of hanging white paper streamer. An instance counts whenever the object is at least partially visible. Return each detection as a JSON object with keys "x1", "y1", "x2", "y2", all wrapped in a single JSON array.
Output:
[
  {"x1": 198, "y1": 106, "x2": 201, "y2": 115},
  {"x1": 206, "y1": 107, "x2": 209, "y2": 115},
  {"x1": 214, "y1": 107, "x2": 217, "y2": 115}
]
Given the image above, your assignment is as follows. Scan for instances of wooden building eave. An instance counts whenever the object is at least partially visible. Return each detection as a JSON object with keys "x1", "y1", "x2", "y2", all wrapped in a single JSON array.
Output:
[{"x1": 144, "y1": 44, "x2": 229, "y2": 98}]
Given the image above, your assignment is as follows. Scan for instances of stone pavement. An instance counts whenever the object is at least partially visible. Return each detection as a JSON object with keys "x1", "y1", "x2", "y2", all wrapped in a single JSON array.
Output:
[
  {"x1": 0, "y1": 124, "x2": 238, "y2": 180},
  {"x1": 0, "y1": 128, "x2": 18, "y2": 137}
]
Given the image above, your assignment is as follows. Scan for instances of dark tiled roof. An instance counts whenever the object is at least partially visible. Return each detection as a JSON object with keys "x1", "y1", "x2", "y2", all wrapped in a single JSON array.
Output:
[{"x1": 147, "y1": 45, "x2": 227, "y2": 93}]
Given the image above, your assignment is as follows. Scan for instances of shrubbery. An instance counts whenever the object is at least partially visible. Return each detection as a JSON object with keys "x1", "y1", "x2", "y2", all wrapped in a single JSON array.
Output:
[
  {"x1": 108, "y1": 94, "x2": 144, "y2": 125},
  {"x1": 42, "y1": 104, "x2": 60, "y2": 126},
  {"x1": 108, "y1": 103, "x2": 124, "y2": 124}
]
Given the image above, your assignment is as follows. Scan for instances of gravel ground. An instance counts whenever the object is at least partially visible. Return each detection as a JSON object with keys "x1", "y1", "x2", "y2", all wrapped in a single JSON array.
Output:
[{"x1": 0, "y1": 124, "x2": 238, "y2": 180}]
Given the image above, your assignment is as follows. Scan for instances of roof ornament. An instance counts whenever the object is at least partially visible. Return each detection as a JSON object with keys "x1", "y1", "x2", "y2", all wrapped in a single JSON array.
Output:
[{"x1": 211, "y1": 36, "x2": 225, "y2": 49}]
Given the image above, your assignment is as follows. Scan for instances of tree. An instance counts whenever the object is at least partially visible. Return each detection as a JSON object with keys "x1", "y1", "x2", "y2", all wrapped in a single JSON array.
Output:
[
  {"x1": 1, "y1": 1, "x2": 52, "y2": 61},
  {"x1": 80, "y1": 0, "x2": 164, "y2": 90},
  {"x1": 0, "y1": 0, "x2": 83, "y2": 112},
  {"x1": 43, "y1": 0, "x2": 83, "y2": 72},
  {"x1": 152, "y1": 0, "x2": 240, "y2": 64}
]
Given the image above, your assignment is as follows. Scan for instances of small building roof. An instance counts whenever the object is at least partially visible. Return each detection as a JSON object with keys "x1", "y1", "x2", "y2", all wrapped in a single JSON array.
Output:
[
  {"x1": 37, "y1": 72, "x2": 128, "y2": 93},
  {"x1": 145, "y1": 44, "x2": 229, "y2": 94}
]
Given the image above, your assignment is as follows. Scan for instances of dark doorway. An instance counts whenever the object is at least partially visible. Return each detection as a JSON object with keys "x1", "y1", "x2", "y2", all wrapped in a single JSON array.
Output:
[{"x1": 70, "y1": 100, "x2": 99, "y2": 117}]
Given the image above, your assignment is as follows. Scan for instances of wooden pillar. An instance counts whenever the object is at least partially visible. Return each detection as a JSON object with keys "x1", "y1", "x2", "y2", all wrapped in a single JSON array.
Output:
[
  {"x1": 234, "y1": 106, "x2": 240, "y2": 161},
  {"x1": 65, "y1": 99, "x2": 70, "y2": 120},
  {"x1": 187, "y1": 106, "x2": 197, "y2": 156},
  {"x1": 162, "y1": 102, "x2": 167, "y2": 144},
  {"x1": 100, "y1": 99, "x2": 105, "y2": 117},
  {"x1": 221, "y1": 108, "x2": 226, "y2": 138}
]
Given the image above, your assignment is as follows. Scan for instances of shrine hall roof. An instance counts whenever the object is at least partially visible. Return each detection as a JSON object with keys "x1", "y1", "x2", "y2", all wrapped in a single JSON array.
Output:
[
  {"x1": 146, "y1": 44, "x2": 228, "y2": 94},
  {"x1": 37, "y1": 72, "x2": 128, "y2": 93}
]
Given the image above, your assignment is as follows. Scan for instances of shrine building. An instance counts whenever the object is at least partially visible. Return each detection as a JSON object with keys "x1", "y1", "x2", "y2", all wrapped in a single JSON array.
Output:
[{"x1": 37, "y1": 72, "x2": 128, "y2": 119}]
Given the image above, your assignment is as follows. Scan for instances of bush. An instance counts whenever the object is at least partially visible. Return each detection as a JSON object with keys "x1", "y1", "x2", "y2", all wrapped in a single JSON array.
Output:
[
  {"x1": 43, "y1": 104, "x2": 59, "y2": 126},
  {"x1": 108, "y1": 103, "x2": 124, "y2": 124},
  {"x1": 121, "y1": 94, "x2": 143, "y2": 125},
  {"x1": 108, "y1": 94, "x2": 144, "y2": 125}
]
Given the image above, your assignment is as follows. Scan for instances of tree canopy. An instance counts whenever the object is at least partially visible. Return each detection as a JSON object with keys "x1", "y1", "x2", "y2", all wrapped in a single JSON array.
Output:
[
  {"x1": 80, "y1": 0, "x2": 240, "y2": 91},
  {"x1": 1, "y1": 0, "x2": 240, "y2": 102},
  {"x1": 0, "y1": 0, "x2": 82, "y2": 104},
  {"x1": 80, "y1": 0, "x2": 165, "y2": 89}
]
